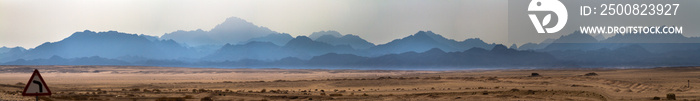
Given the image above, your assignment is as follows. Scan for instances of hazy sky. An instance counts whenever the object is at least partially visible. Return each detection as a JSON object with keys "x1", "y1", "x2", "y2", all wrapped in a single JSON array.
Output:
[{"x1": 1, "y1": 0, "x2": 508, "y2": 48}]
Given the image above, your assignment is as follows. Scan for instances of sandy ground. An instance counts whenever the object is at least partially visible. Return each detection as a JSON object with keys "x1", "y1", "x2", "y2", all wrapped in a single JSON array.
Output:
[{"x1": 0, "y1": 65, "x2": 699, "y2": 101}]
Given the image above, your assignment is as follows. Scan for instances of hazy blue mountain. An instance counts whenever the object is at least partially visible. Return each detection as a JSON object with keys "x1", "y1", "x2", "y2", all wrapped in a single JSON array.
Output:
[
  {"x1": 308, "y1": 30, "x2": 342, "y2": 40},
  {"x1": 0, "y1": 46, "x2": 27, "y2": 63},
  {"x1": 190, "y1": 44, "x2": 222, "y2": 56},
  {"x1": 315, "y1": 34, "x2": 375, "y2": 49},
  {"x1": 283, "y1": 36, "x2": 357, "y2": 59},
  {"x1": 161, "y1": 17, "x2": 278, "y2": 46},
  {"x1": 306, "y1": 53, "x2": 369, "y2": 66},
  {"x1": 509, "y1": 44, "x2": 518, "y2": 49},
  {"x1": 0, "y1": 46, "x2": 26, "y2": 54},
  {"x1": 4, "y1": 20, "x2": 700, "y2": 69},
  {"x1": 460, "y1": 38, "x2": 497, "y2": 50},
  {"x1": 302, "y1": 45, "x2": 565, "y2": 68},
  {"x1": 20, "y1": 30, "x2": 198, "y2": 60},
  {"x1": 242, "y1": 33, "x2": 294, "y2": 46},
  {"x1": 517, "y1": 38, "x2": 554, "y2": 50},
  {"x1": 368, "y1": 31, "x2": 496, "y2": 56},
  {"x1": 202, "y1": 41, "x2": 294, "y2": 61}
]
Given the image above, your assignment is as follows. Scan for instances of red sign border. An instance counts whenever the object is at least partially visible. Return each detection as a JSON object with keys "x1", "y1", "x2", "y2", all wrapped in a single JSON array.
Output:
[{"x1": 22, "y1": 69, "x2": 52, "y2": 96}]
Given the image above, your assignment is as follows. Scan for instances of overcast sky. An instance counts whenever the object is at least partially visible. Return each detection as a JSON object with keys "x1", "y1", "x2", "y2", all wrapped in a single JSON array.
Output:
[{"x1": 0, "y1": 0, "x2": 509, "y2": 48}]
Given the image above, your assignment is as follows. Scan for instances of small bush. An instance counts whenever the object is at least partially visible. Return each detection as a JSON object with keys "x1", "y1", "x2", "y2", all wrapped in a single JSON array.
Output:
[
  {"x1": 510, "y1": 89, "x2": 520, "y2": 92},
  {"x1": 667, "y1": 93, "x2": 676, "y2": 100},
  {"x1": 584, "y1": 72, "x2": 598, "y2": 76}
]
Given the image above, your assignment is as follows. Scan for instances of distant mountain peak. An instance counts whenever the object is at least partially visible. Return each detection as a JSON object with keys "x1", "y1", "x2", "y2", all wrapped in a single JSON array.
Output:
[
  {"x1": 412, "y1": 31, "x2": 435, "y2": 37},
  {"x1": 423, "y1": 48, "x2": 446, "y2": 54},
  {"x1": 292, "y1": 36, "x2": 314, "y2": 42},
  {"x1": 210, "y1": 17, "x2": 272, "y2": 33},
  {"x1": 161, "y1": 17, "x2": 278, "y2": 46},
  {"x1": 314, "y1": 34, "x2": 375, "y2": 50},
  {"x1": 463, "y1": 38, "x2": 487, "y2": 44},
  {"x1": 405, "y1": 31, "x2": 437, "y2": 41},
  {"x1": 309, "y1": 30, "x2": 343, "y2": 40},
  {"x1": 284, "y1": 36, "x2": 325, "y2": 48}
]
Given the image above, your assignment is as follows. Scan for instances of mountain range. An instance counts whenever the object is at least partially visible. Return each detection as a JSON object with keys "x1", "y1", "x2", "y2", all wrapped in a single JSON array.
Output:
[{"x1": 2, "y1": 17, "x2": 700, "y2": 69}]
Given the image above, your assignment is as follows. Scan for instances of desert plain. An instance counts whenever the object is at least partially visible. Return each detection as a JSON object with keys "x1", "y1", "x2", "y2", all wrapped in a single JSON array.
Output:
[{"x1": 0, "y1": 65, "x2": 699, "y2": 101}]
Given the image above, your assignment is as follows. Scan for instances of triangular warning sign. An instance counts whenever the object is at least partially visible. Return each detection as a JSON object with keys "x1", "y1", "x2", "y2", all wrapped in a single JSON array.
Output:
[{"x1": 22, "y1": 69, "x2": 51, "y2": 96}]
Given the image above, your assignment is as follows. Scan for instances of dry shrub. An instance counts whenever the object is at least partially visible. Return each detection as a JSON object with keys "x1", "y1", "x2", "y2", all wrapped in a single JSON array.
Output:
[
  {"x1": 584, "y1": 72, "x2": 598, "y2": 76},
  {"x1": 329, "y1": 93, "x2": 343, "y2": 96},
  {"x1": 666, "y1": 93, "x2": 676, "y2": 100},
  {"x1": 510, "y1": 88, "x2": 520, "y2": 92}
]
